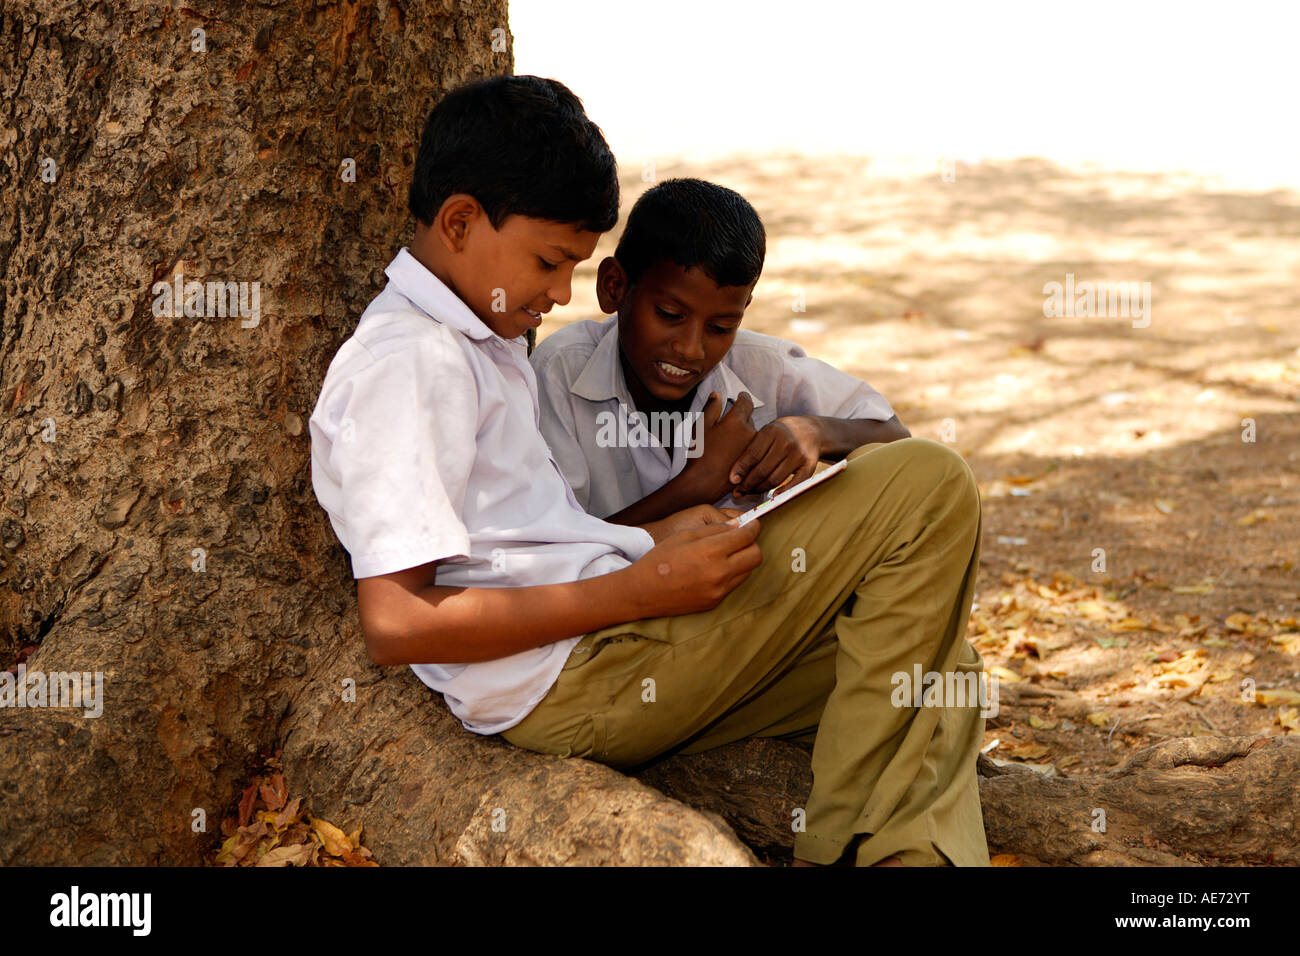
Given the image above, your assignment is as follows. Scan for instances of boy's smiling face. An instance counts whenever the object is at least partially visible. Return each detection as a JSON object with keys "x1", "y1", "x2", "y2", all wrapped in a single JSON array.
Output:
[
  {"x1": 414, "y1": 195, "x2": 601, "y2": 340},
  {"x1": 598, "y1": 257, "x2": 752, "y2": 414}
]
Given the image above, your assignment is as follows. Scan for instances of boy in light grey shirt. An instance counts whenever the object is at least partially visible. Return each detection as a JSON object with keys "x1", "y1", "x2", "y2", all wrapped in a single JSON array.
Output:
[{"x1": 531, "y1": 178, "x2": 910, "y2": 526}]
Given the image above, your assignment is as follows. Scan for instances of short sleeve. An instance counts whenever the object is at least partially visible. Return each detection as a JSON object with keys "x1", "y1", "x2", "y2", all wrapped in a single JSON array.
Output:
[
  {"x1": 312, "y1": 336, "x2": 478, "y2": 578},
  {"x1": 770, "y1": 339, "x2": 895, "y2": 422},
  {"x1": 533, "y1": 349, "x2": 593, "y2": 511}
]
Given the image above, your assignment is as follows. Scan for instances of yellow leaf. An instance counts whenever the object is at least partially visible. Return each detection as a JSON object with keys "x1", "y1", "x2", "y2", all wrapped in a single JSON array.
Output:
[
  {"x1": 986, "y1": 665, "x2": 1024, "y2": 684},
  {"x1": 310, "y1": 817, "x2": 354, "y2": 857},
  {"x1": 1257, "y1": 689, "x2": 1300, "y2": 707},
  {"x1": 1028, "y1": 715, "x2": 1057, "y2": 730},
  {"x1": 1057, "y1": 754, "x2": 1082, "y2": 768},
  {"x1": 1238, "y1": 510, "x2": 1274, "y2": 526},
  {"x1": 1074, "y1": 601, "x2": 1110, "y2": 621},
  {"x1": 1172, "y1": 583, "x2": 1214, "y2": 595},
  {"x1": 1004, "y1": 609, "x2": 1032, "y2": 629},
  {"x1": 215, "y1": 833, "x2": 241, "y2": 865},
  {"x1": 1087, "y1": 711, "x2": 1112, "y2": 727},
  {"x1": 1111, "y1": 617, "x2": 1149, "y2": 631},
  {"x1": 1224, "y1": 613, "x2": 1256, "y2": 633},
  {"x1": 1271, "y1": 635, "x2": 1300, "y2": 656},
  {"x1": 990, "y1": 854, "x2": 1022, "y2": 867},
  {"x1": 1278, "y1": 707, "x2": 1300, "y2": 732},
  {"x1": 1154, "y1": 498, "x2": 1175, "y2": 515}
]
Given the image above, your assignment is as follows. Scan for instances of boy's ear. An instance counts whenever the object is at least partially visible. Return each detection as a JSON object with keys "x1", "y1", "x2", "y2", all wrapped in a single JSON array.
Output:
[
  {"x1": 595, "y1": 256, "x2": 627, "y2": 314},
  {"x1": 434, "y1": 194, "x2": 482, "y2": 253}
]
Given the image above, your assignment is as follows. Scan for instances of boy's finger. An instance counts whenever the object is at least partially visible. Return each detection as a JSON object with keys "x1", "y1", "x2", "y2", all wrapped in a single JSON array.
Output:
[
  {"x1": 729, "y1": 432, "x2": 773, "y2": 486},
  {"x1": 732, "y1": 391, "x2": 756, "y2": 423},
  {"x1": 760, "y1": 455, "x2": 801, "y2": 495},
  {"x1": 790, "y1": 460, "x2": 818, "y2": 487},
  {"x1": 720, "y1": 516, "x2": 761, "y2": 546},
  {"x1": 726, "y1": 539, "x2": 763, "y2": 576},
  {"x1": 696, "y1": 505, "x2": 732, "y2": 525},
  {"x1": 701, "y1": 391, "x2": 722, "y2": 425},
  {"x1": 738, "y1": 441, "x2": 787, "y2": 494}
]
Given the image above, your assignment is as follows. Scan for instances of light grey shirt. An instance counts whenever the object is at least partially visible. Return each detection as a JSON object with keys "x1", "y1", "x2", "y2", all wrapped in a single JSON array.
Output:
[
  {"x1": 309, "y1": 251, "x2": 654, "y2": 735},
  {"x1": 531, "y1": 314, "x2": 896, "y2": 519}
]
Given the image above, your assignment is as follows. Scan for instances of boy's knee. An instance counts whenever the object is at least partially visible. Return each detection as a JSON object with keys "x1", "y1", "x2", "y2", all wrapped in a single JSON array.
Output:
[{"x1": 849, "y1": 436, "x2": 976, "y2": 492}]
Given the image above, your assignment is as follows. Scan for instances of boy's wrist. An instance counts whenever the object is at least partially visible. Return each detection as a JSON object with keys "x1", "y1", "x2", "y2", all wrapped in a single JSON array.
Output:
[
  {"x1": 781, "y1": 414, "x2": 833, "y2": 458},
  {"x1": 611, "y1": 564, "x2": 654, "y2": 620}
]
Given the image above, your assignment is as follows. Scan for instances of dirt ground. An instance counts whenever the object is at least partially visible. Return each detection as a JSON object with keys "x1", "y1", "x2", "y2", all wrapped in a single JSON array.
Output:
[{"x1": 540, "y1": 153, "x2": 1300, "y2": 780}]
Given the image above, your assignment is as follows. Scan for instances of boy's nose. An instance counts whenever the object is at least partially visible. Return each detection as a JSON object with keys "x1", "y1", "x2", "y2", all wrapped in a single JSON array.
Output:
[
  {"x1": 673, "y1": 324, "x2": 705, "y2": 361},
  {"x1": 547, "y1": 277, "x2": 572, "y2": 307}
]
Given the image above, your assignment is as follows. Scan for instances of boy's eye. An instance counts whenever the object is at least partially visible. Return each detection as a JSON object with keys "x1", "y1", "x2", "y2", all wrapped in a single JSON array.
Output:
[
  {"x1": 654, "y1": 306, "x2": 682, "y2": 320},
  {"x1": 709, "y1": 325, "x2": 737, "y2": 335},
  {"x1": 538, "y1": 256, "x2": 560, "y2": 271}
]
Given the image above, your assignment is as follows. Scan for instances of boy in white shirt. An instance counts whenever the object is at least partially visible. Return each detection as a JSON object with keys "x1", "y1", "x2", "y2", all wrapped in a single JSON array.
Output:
[
  {"x1": 531, "y1": 178, "x2": 911, "y2": 524},
  {"x1": 309, "y1": 75, "x2": 989, "y2": 867}
]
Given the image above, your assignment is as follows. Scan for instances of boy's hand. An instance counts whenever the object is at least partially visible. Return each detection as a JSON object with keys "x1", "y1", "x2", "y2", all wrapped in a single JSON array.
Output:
[
  {"x1": 679, "y1": 391, "x2": 758, "y2": 501},
  {"x1": 640, "y1": 503, "x2": 733, "y2": 545},
  {"x1": 628, "y1": 519, "x2": 762, "y2": 617},
  {"x1": 729, "y1": 415, "x2": 824, "y2": 495}
]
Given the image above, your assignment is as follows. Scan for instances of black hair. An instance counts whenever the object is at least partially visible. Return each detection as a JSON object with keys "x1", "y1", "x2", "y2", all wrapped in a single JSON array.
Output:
[
  {"x1": 614, "y1": 178, "x2": 766, "y2": 288},
  {"x1": 408, "y1": 75, "x2": 619, "y2": 233}
]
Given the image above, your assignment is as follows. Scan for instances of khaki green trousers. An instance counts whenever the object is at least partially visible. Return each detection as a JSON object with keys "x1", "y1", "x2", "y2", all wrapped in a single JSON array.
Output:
[{"x1": 501, "y1": 437, "x2": 989, "y2": 866}]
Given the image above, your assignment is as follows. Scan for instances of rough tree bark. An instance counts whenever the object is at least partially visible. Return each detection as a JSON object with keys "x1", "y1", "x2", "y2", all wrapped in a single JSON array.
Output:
[
  {"x1": 0, "y1": 0, "x2": 730, "y2": 866},
  {"x1": 2, "y1": 1, "x2": 1290, "y2": 868}
]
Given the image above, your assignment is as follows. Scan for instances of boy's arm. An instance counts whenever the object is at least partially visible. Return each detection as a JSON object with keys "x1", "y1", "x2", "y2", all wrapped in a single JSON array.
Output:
[
  {"x1": 796, "y1": 413, "x2": 911, "y2": 456},
  {"x1": 728, "y1": 343, "x2": 908, "y2": 494},
  {"x1": 728, "y1": 413, "x2": 910, "y2": 495},
  {"x1": 602, "y1": 471, "x2": 710, "y2": 526},
  {"x1": 357, "y1": 518, "x2": 762, "y2": 666}
]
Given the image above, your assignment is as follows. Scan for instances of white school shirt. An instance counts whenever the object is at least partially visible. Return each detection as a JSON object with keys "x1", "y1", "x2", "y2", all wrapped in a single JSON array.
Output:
[
  {"x1": 530, "y1": 314, "x2": 896, "y2": 519},
  {"x1": 308, "y1": 249, "x2": 655, "y2": 735}
]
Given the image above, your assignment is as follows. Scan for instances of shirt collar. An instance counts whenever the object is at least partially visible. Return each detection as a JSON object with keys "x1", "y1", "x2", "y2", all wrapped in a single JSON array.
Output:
[
  {"x1": 569, "y1": 313, "x2": 765, "y2": 411},
  {"x1": 383, "y1": 247, "x2": 519, "y2": 345}
]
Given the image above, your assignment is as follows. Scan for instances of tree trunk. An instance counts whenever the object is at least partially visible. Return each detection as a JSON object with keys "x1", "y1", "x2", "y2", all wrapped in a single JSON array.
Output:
[
  {"x1": 0, "y1": 0, "x2": 531, "y2": 865},
  {"x1": 3, "y1": 2, "x2": 1290, "y2": 869}
]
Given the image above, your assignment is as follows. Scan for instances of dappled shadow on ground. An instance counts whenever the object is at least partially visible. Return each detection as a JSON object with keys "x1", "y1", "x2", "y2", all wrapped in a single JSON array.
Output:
[{"x1": 539, "y1": 153, "x2": 1300, "y2": 779}]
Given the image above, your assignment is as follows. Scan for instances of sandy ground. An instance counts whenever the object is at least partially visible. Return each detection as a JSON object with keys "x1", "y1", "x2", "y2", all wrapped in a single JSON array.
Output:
[{"x1": 538, "y1": 153, "x2": 1300, "y2": 781}]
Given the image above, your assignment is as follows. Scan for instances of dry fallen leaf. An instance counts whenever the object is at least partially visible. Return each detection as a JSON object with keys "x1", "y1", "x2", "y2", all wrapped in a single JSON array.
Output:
[
  {"x1": 1004, "y1": 741, "x2": 1051, "y2": 760},
  {"x1": 237, "y1": 781, "x2": 259, "y2": 828},
  {"x1": 1257, "y1": 689, "x2": 1300, "y2": 707},
  {"x1": 259, "y1": 772, "x2": 287, "y2": 812},
  {"x1": 1224, "y1": 613, "x2": 1257, "y2": 633},
  {"x1": 986, "y1": 665, "x2": 1024, "y2": 684},
  {"x1": 311, "y1": 817, "x2": 354, "y2": 857},
  {"x1": 1277, "y1": 707, "x2": 1300, "y2": 733},
  {"x1": 257, "y1": 843, "x2": 315, "y2": 867}
]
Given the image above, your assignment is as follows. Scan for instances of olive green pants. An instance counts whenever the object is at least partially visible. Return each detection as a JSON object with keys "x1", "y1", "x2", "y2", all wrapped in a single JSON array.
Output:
[{"x1": 501, "y1": 437, "x2": 989, "y2": 866}]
